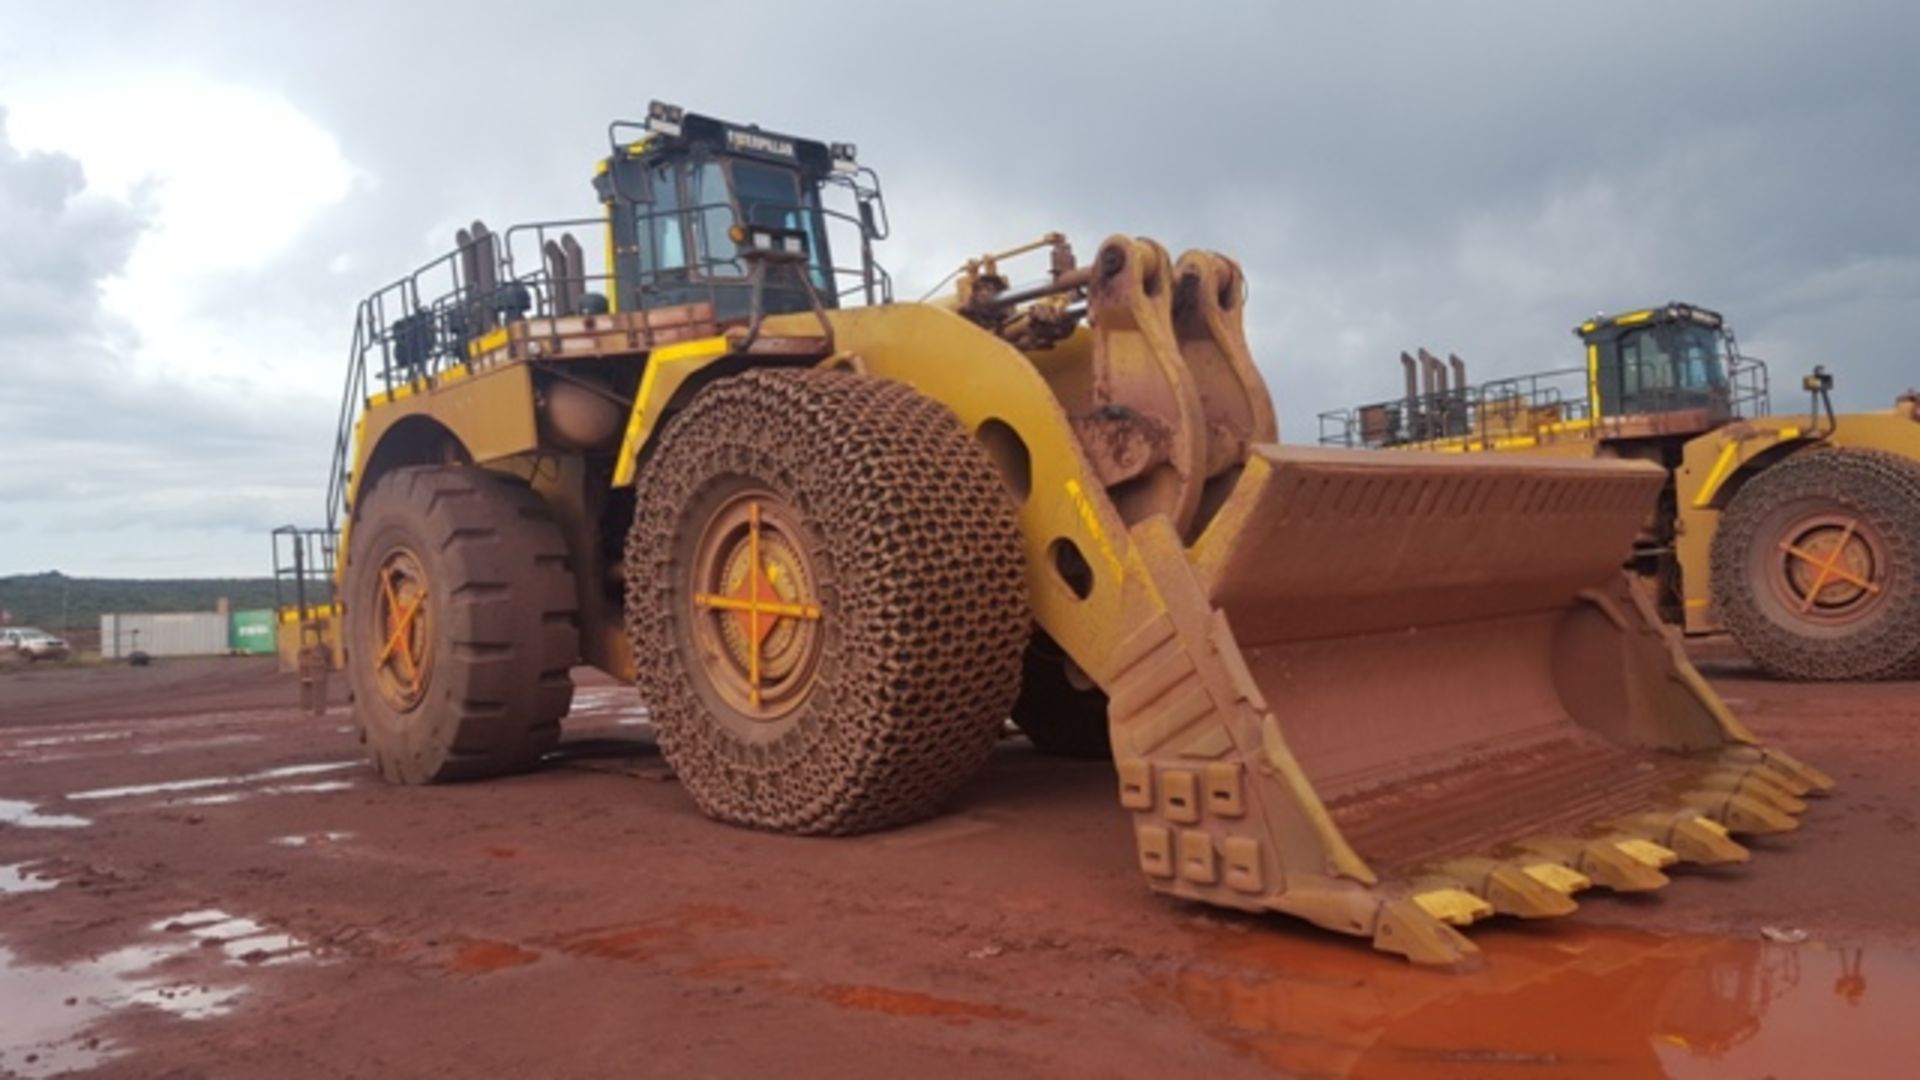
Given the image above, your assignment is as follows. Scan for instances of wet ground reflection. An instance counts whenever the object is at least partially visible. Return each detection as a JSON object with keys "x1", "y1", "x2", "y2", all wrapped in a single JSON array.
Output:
[
  {"x1": 1165, "y1": 922, "x2": 1917, "y2": 1078},
  {"x1": 0, "y1": 909, "x2": 321, "y2": 1075},
  {"x1": 0, "y1": 798, "x2": 90, "y2": 829},
  {"x1": 0, "y1": 863, "x2": 58, "y2": 895}
]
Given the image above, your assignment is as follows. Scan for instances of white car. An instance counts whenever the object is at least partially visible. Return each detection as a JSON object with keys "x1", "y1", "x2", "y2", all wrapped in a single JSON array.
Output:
[{"x1": 0, "y1": 627, "x2": 71, "y2": 662}]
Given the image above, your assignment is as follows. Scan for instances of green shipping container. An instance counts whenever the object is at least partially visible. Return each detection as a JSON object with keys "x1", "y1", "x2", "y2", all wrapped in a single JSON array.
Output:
[{"x1": 230, "y1": 609, "x2": 278, "y2": 655}]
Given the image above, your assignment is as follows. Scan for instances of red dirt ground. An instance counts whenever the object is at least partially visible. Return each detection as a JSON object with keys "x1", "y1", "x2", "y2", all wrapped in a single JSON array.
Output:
[{"x1": 0, "y1": 645, "x2": 1915, "y2": 1078}]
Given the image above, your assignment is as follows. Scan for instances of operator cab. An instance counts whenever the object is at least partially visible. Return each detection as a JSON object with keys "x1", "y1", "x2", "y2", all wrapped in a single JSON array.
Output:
[
  {"x1": 1576, "y1": 303, "x2": 1734, "y2": 421},
  {"x1": 593, "y1": 103, "x2": 886, "y2": 324}
]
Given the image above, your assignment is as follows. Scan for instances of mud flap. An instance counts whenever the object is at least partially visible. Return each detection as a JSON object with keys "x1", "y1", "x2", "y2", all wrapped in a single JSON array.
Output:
[{"x1": 1101, "y1": 446, "x2": 1833, "y2": 967}]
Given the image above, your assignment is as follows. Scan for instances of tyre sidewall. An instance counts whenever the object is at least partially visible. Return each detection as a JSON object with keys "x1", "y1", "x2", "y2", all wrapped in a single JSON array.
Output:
[
  {"x1": 1740, "y1": 492, "x2": 1898, "y2": 640},
  {"x1": 1713, "y1": 449, "x2": 1920, "y2": 679},
  {"x1": 346, "y1": 484, "x2": 461, "y2": 783},
  {"x1": 640, "y1": 406, "x2": 881, "y2": 831},
  {"x1": 629, "y1": 370, "x2": 1028, "y2": 834}
]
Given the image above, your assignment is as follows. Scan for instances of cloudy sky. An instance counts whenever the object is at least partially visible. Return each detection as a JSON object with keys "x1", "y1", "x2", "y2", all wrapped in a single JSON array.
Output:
[{"x1": 0, "y1": 1, "x2": 1914, "y2": 576}]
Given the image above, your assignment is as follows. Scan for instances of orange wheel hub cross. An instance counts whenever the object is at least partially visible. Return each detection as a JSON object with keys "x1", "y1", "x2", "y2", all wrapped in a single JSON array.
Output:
[
  {"x1": 1776, "y1": 514, "x2": 1883, "y2": 620},
  {"x1": 373, "y1": 548, "x2": 433, "y2": 710},
  {"x1": 691, "y1": 495, "x2": 824, "y2": 718}
]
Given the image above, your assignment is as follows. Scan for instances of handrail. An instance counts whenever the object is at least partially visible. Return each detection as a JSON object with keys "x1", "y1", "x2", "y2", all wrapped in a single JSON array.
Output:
[
  {"x1": 327, "y1": 195, "x2": 892, "y2": 530},
  {"x1": 1321, "y1": 341, "x2": 1776, "y2": 452},
  {"x1": 1321, "y1": 365, "x2": 1590, "y2": 449}
]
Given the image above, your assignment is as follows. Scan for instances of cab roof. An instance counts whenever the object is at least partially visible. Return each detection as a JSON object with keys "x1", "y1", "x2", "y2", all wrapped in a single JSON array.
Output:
[
  {"x1": 1574, "y1": 301, "x2": 1725, "y2": 341},
  {"x1": 612, "y1": 109, "x2": 837, "y2": 179}
]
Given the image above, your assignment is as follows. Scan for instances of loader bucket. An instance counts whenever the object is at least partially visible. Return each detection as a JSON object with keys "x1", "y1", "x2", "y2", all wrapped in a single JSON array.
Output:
[
  {"x1": 797, "y1": 235, "x2": 1827, "y2": 965},
  {"x1": 1103, "y1": 445, "x2": 1832, "y2": 967}
]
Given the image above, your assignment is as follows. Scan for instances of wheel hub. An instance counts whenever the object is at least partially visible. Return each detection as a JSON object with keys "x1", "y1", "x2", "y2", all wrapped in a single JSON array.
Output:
[
  {"x1": 690, "y1": 492, "x2": 824, "y2": 720},
  {"x1": 1774, "y1": 513, "x2": 1885, "y2": 622},
  {"x1": 372, "y1": 548, "x2": 433, "y2": 710}
]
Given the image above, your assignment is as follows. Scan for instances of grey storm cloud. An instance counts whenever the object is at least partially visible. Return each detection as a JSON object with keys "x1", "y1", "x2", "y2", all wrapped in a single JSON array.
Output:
[
  {"x1": 0, "y1": 109, "x2": 332, "y2": 551},
  {"x1": 0, "y1": 106, "x2": 146, "y2": 340},
  {"x1": 0, "y1": 0, "x2": 1916, "y2": 574}
]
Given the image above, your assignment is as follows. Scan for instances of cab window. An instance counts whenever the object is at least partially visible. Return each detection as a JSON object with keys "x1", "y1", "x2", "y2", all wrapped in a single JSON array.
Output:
[
  {"x1": 731, "y1": 161, "x2": 831, "y2": 289},
  {"x1": 732, "y1": 160, "x2": 802, "y2": 228},
  {"x1": 1608, "y1": 323, "x2": 1728, "y2": 414},
  {"x1": 691, "y1": 160, "x2": 742, "y2": 275},
  {"x1": 638, "y1": 162, "x2": 688, "y2": 275},
  {"x1": 1618, "y1": 331, "x2": 1673, "y2": 398},
  {"x1": 1670, "y1": 324, "x2": 1725, "y2": 389},
  {"x1": 628, "y1": 153, "x2": 835, "y2": 306}
]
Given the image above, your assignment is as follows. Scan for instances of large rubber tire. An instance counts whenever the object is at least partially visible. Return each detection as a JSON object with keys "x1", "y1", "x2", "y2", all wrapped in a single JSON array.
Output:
[
  {"x1": 625, "y1": 369, "x2": 1028, "y2": 835},
  {"x1": 346, "y1": 466, "x2": 579, "y2": 783},
  {"x1": 1711, "y1": 448, "x2": 1920, "y2": 681},
  {"x1": 1012, "y1": 632, "x2": 1112, "y2": 759}
]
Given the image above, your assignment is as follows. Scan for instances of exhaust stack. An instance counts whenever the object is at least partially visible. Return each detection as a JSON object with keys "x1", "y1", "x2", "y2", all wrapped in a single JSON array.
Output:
[
  {"x1": 1420, "y1": 347, "x2": 1446, "y2": 399},
  {"x1": 1401, "y1": 352, "x2": 1421, "y2": 440}
]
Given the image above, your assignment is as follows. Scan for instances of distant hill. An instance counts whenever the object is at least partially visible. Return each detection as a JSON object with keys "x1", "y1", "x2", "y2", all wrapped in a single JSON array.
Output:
[{"x1": 0, "y1": 572, "x2": 283, "y2": 632}]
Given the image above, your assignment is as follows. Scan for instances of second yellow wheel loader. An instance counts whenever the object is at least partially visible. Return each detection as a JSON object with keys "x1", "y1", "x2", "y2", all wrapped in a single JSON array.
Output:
[
  {"x1": 1320, "y1": 304, "x2": 1920, "y2": 681},
  {"x1": 326, "y1": 103, "x2": 1829, "y2": 967}
]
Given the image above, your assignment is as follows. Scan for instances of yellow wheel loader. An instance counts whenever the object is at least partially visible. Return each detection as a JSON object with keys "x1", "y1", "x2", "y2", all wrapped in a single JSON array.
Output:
[
  {"x1": 327, "y1": 103, "x2": 1829, "y2": 967},
  {"x1": 1321, "y1": 305, "x2": 1920, "y2": 680}
]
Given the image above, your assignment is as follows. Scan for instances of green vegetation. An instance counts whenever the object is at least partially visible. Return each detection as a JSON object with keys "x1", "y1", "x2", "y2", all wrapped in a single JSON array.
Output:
[{"x1": 0, "y1": 572, "x2": 280, "y2": 633}]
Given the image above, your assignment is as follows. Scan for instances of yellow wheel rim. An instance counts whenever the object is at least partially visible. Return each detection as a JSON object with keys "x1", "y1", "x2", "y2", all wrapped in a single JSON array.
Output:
[
  {"x1": 372, "y1": 548, "x2": 433, "y2": 710},
  {"x1": 689, "y1": 491, "x2": 825, "y2": 720}
]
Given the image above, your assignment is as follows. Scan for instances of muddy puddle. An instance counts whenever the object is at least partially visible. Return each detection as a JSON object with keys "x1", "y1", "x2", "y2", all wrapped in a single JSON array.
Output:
[
  {"x1": 10, "y1": 731, "x2": 133, "y2": 750},
  {"x1": 1166, "y1": 922, "x2": 1920, "y2": 1077},
  {"x1": 155, "y1": 911, "x2": 316, "y2": 967},
  {"x1": 0, "y1": 942, "x2": 234, "y2": 1076},
  {"x1": 133, "y1": 733, "x2": 266, "y2": 756},
  {"x1": 0, "y1": 863, "x2": 58, "y2": 895},
  {"x1": 65, "y1": 761, "x2": 360, "y2": 802},
  {"x1": 175, "y1": 778, "x2": 356, "y2": 808},
  {"x1": 0, "y1": 798, "x2": 90, "y2": 829},
  {"x1": 0, "y1": 909, "x2": 317, "y2": 1076},
  {"x1": 2, "y1": 729, "x2": 265, "y2": 764},
  {"x1": 271, "y1": 831, "x2": 356, "y2": 848}
]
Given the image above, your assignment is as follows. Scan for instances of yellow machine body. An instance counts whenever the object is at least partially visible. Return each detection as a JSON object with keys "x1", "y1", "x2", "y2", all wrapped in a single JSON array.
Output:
[
  {"x1": 330, "y1": 116, "x2": 1833, "y2": 966},
  {"x1": 1673, "y1": 407, "x2": 1920, "y2": 631}
]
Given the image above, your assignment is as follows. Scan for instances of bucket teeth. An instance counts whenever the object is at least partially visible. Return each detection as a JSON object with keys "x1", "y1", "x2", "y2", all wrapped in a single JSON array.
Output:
[
  {"x1": 1698, "y1": 769, "x2": 1808, "y2": 815},
  {"x1": 1408, "y1": 886, "x2": 1495, "y2": 927},
  {"x1": 1755, "y1": 761, "x2": 1815, "y2": 798},
  {"x1": 1484, "y1": 873, "x2": 1578, "y2": 919},
  {"x1": 1762, "y1": 748, "x2": 1836, "y2": 795},
  {"x1": 1685, "y1": 789, "x2": 1801, "y2": 835},
  {"x1": 1416, "y1": 856, "x2": 1588, "y2": 919},
  {"x1": 1617, "y1": 812, "x2": 1751, "y2": 866},
  {"x1": 1753, "y1": 775, "x2": 1810, "y2": 815},
  {"x1": 1373, "y1": 897, "x2": 1485, "y2": 970},
  {"x1": 1719, "y1": 746, "x2": 1835, "y2": 796},
  {"x1": 1518, "y1": 838, "x2": 1672, "y2": 892},
  {"x1": 1438, "y1": 858, "x2": 1580, "y2": 919},
  {"x1": 1586, "y1": 843, "x2": 1672, "y2": 891},
  {"x1": 1521, "y1": 861, "x2": 1592, "y2": 895},
  {"x1": 1613, "y1": 837, "x2": 1679, "y2": 869}
]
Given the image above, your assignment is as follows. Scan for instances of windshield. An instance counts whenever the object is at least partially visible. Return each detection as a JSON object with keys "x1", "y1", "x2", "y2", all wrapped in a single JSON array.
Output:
[
  {"x1": 727, "y1": 160, "x2": 830, "y2": 289},
  {"x1": 690, "y1": 160, "x2": 742, "y2": 275},
  {"x1": 1618, "y1": 323, "x2": 1728, "y2": 395},
  {"x1": 732, "y1": 160, "x2": 802, "y2": 227},
  {"x1": 626, "y1": 154, "x2": 839, "y2": 314}
]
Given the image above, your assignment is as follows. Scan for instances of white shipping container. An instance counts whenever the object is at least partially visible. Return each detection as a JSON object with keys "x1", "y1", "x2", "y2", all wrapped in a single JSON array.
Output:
[{"x1": 100, "y1": 612, "x2": 231, "y2": 658}]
